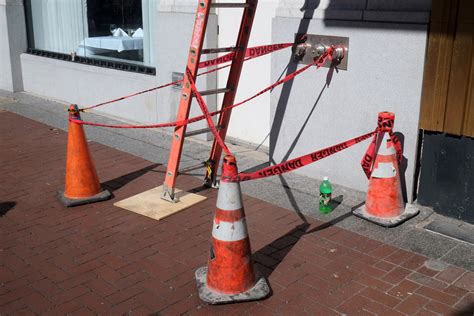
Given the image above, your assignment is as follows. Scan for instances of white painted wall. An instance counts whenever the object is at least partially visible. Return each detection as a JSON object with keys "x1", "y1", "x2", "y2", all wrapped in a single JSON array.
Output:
[
  {"x1": 0, "y1": 0, "x2": 27, "y2": 91},
  {"x1": 217, "y1": 0, "x2": 279, "y2": 149},
  {"x1": 156, "y1": 0, "x2": 218, "y2": 140},
  {"x1": 21, "y1": 54, "x2": 158, "y2": 124},
  {"x1": 0, "y1": 2, "x2": 12, "y2": 90},
  {"x1": 270, "y1": 0, "x2": 431, "y2": 201}
]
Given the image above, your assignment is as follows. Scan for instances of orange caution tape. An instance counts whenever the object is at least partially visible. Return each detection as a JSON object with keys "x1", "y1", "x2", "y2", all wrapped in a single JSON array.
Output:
[
  {"x1": 80, "y1": 43, "x2": 294, "y2": 112},
  {"x1": 223, "y1": 129, "x2": 377, "y2": 182},
  {"x1": 71, "y1": 47, "x2": 334, "y2": 129},
  {"x1": 186, "y1": 67, "x2": 232, "y2": 155},
  {"x1": 360, "y1": 112, "x2": 403, "y2": 179},
  {"x1": 198, "y1": 43, "x2": 293, "y2": 69}
]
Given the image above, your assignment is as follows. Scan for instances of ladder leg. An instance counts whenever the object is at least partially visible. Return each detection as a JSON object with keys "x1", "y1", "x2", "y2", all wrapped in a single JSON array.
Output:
[
  {"x1": 162, "y1": 0, "x2": 212, "y2": 202},
  {"x1": 204, "y1": 0, "x2": 258, "y2": 187}
]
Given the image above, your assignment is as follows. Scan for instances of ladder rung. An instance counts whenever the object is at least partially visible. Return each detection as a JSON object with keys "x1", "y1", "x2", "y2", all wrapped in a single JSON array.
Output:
[
  {"x1": 199, "y1": 88, "x2": 232, "y2": 96},
  {"x1": 202, "y1": 46, "x2": 240, "y2": 54},
  {"x1": 211, "y1": 3, "x2": 250, "y2": 8},
  {"x1": 185, "y1": 125, "x2": 225, "y2": 137}
]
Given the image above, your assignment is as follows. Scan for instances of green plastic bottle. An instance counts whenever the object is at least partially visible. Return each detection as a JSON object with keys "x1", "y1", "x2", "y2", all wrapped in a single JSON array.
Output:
[{"x1": 319, "y1": 176, "x2": 332, "y2": 214}]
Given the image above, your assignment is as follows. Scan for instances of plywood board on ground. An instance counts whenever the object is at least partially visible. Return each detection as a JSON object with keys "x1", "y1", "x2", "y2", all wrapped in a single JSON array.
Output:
[{"x1": 114, "y1": 185, "x2": 207, "y2": 221}]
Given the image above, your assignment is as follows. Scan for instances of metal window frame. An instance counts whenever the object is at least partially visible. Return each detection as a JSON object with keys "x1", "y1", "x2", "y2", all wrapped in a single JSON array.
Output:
[{"x1": 26, "y1": 48, "x2": 156, "y2": 76}]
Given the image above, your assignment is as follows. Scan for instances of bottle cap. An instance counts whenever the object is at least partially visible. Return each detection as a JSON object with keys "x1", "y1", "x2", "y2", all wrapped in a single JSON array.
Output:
[{"x1": 323, "y1": 176, "x2": 329, "y2": 181}]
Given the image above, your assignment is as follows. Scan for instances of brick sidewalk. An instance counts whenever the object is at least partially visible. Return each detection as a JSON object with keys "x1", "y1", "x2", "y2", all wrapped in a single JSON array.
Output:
[{"x1": 0, "y1": 111, "x2": 473, "y2": 315}]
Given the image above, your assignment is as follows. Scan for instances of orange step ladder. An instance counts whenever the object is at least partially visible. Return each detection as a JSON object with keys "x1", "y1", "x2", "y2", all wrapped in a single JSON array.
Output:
[{"x1": 162, "y1": 0, "x2": 258, "y2": 202}]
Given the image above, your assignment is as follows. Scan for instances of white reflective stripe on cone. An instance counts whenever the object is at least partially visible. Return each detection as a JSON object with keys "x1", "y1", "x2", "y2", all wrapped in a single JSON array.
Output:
[
  {"x1": 372, "y1": 162, "x2": 397, "y2": 178},
  {"x1": 212, "y1": 218, "x2": 248, "y2": 241},
  {"x1": 377, "y1": 133, "x2": 395, "y2": 156},
  {"x1": 216, "y1": 181, "x2": 243, "y2": 211}
]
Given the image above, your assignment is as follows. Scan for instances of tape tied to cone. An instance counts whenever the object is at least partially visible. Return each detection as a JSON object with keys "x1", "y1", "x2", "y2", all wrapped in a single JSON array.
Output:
[
  {"x1": 195, "y1": 155, "x2": 270, "y2": 304},
  {"x1": 361, "y1": 111, "x2": 403, "y2": 179},
  {"x1": 58, "y1": 104, "x2": 111, "y2": 206},
  {"x1": 353, "y1": 111, "x2": 419, "y2": 227},
  {"x1": 207, "y1": 155, "x2": 254, "y2": 294},
  {"x1": 223, "y1": 129, "x2": 376, "y2": 183},
  {"x1": 366, "y1": 132, "x2": 404, "y2": 215}
]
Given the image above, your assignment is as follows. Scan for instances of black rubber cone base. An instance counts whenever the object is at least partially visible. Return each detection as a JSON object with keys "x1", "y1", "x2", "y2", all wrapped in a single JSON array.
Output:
[
  {"x1": 353, "y1": 203, "x2": 420, "y2": 227},
  {"x1": 195, "y1": 266, "x2": 270, "y2": 305},
  {"x1": 58, "y1": 189, "x2": 111, "y2": 207}
]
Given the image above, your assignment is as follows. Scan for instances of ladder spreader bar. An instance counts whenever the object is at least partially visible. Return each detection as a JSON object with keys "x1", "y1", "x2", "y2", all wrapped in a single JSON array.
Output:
[
  {"x1": 184, "y1": 125, "x2": 225, "y2": 137},
  {"x1": 199, "y1": 88, "x2": 232, "y2": 96},
  {"x1": 202, "y1": 46, "x2": 240, "y2": 54},
  {"x1": 211, "y1": 3, "x2": 250, "y2": 8}
]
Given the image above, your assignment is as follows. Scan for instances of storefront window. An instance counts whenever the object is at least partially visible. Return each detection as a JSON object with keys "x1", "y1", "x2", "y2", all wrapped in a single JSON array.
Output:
[{"x1": 24, "y1": 0, "x2": 157, "y2": 68}]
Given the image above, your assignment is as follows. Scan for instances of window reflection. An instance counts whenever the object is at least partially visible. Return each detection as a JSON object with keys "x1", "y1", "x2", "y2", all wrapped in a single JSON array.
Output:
[{"x1": 25, "y1": 0, "x2": 157, "y2": 68}]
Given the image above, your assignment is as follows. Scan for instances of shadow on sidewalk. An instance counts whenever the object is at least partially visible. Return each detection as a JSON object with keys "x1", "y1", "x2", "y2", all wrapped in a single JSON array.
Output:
[
  {"x1": 453, "y1": 303, "x2": 474, "y2": 315},
  {"x1": 102, "y1": 163, "x2": 161, "y2": 193},
  {"x1": 0, "y1": 201, "x2": 16, "y2": 216},
  {"x1": 254, "y1": 223, "x2": 310, "y2": 278},
  {"x1": 254, "y1": 208, "x2": 353, "y2": 278},
  {"x1": 306, "y1": 206, "x2": 353, "y2": 235}
]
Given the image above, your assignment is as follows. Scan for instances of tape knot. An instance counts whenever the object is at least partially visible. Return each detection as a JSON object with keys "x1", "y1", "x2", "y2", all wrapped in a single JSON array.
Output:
[{"x1": 377, "y1": 111, "x2": 395, "y2": 132}]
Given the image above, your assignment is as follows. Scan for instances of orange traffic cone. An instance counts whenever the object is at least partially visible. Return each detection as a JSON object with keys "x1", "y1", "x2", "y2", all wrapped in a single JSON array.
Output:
[
  {"x1": 353, "y1": 112, "x2": 419, "y2": 227},
  {"x1": 58, "y1": 104, "x2": 111, "y2": 207},
  {"x1": 195, "y1": 155, "x2": 270, "y2": 304}
]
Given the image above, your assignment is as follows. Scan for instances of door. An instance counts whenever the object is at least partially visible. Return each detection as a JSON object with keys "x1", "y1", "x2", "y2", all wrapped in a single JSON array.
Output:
[
  {"x1": 420, "y1": 0, "x2": 474, "y2": 137},
  {"x1": 417, "y1": 0, "x2": 474, "y2": 224}
]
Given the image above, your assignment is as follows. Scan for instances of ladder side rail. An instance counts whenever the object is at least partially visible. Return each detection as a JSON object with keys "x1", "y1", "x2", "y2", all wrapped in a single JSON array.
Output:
[
  {"x1": 162, "y1": 0, "x2": 213, "y2": 202},
  {"x1": 205, "y1": 0, "x2": 259, "y2": 186}
]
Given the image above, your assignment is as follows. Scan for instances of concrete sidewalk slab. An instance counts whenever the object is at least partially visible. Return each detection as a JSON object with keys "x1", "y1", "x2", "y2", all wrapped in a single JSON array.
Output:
[{"x1": 1, "y1": 110, "x2": 473, "y2": 314}]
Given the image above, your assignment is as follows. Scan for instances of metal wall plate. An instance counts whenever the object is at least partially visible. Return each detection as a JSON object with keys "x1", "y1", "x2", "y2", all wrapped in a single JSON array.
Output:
[
  {"x1": 172, "y1": 72, "x2": 184, "y2": 89},
  {"x1": 295, "y1": 34, "x2": 349, "y2": 70}
]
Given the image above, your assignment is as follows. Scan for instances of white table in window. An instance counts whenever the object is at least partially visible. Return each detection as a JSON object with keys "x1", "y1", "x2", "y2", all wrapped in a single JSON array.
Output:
[{"x1": 76, "y1": 36, "x2": 143, "y2": 56}]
